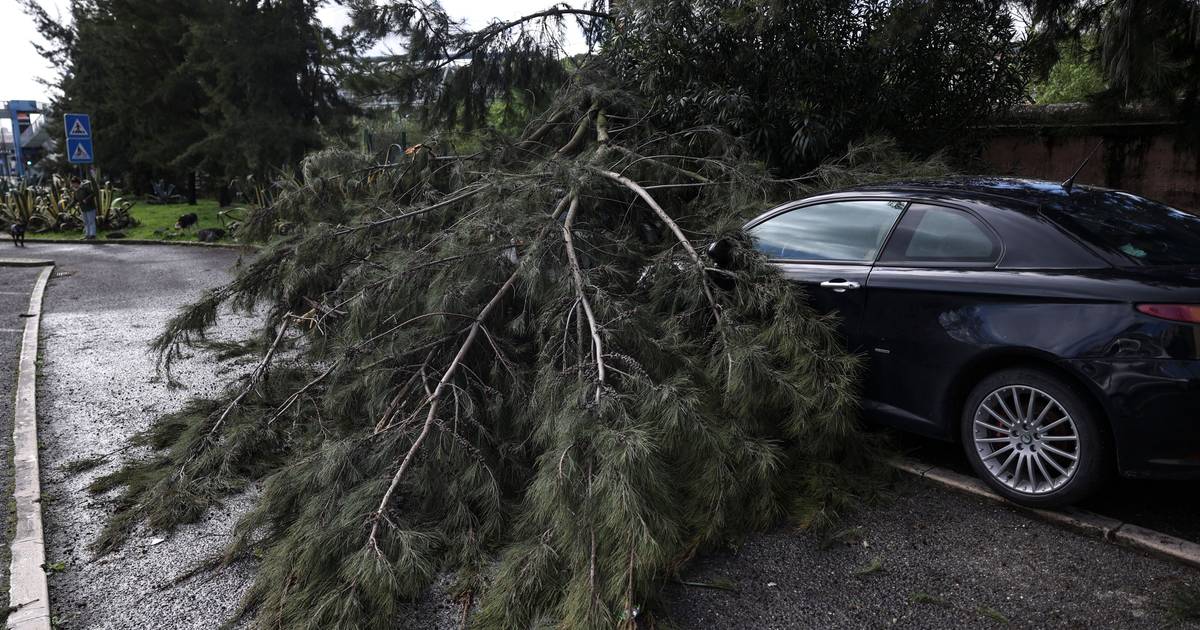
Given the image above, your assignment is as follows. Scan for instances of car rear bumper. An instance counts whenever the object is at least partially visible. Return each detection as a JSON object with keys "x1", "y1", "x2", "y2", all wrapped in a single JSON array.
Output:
[{"x1": 1068, "y1": 358, "x2": 1200, "y2": 479}]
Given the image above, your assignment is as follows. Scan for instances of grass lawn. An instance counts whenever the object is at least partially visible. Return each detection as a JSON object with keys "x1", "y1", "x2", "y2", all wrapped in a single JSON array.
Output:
[{"x1": 27, "y1": 198, "x2": 239, "y2": 242}]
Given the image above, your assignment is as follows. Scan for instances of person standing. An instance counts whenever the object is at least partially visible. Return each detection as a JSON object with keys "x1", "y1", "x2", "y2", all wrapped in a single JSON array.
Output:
[{"x1": 72, "y1": 176, "x2": 98, "y2": 240}]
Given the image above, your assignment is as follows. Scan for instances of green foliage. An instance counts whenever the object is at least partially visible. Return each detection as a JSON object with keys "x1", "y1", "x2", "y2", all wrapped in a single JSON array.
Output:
[
  {"x1": 1024, "y1": 0, "x2": 1200, "y2": 109},
  {"x1": 59, "y1": 456, "x2": 107, "y2": 475},
  {"x1": 1033, "y1": 44, "x2": 1107, "y2": 104},
  {"x1": 1, "y1": 178, "x2": 135, "y2": 233},
  {"x1": 1168, "y1": 582, "x2": 1200, "y2": 623},
  {"x1": 605, "y1": 0, "x2": 1027, "y2": 172},
  {"x1": 910, "y1": 592, "x2": 949, "y2": 606},
  {"x1": 852, "y1": 556, "x2": 884, "y2": 577},
  {"x1": 977, "y1": 606, "x2": 1011, "y2": 624},
  {"x1": 20, "y1": 0, "x2": 352, "y2": 186},
  {"x1": 92, "y1": 91, "x2": 947, "y2": 629}
]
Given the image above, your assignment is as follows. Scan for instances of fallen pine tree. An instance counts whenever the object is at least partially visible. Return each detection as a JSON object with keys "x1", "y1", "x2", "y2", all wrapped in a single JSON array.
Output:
[{"x1": 84, "y1": 1, "x2": 1028, "y2": 627}]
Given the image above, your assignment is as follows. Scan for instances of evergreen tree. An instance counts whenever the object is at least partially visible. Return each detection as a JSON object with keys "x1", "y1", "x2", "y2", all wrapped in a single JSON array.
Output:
[
  {"x1": 21, "y1": 0, "x2": 351, "y2": 188},
  {"x1": 21, "y1": 0, "x2": 206, "y2": 188},
  {"x1": 179, "y1": 0, "x2": 355, "y2": 178}
]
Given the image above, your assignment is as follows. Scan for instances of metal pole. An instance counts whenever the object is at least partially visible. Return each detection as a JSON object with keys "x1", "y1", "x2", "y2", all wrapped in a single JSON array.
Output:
[{"x1": 9, "y1": 104, "x2": 26, "y2": 179}]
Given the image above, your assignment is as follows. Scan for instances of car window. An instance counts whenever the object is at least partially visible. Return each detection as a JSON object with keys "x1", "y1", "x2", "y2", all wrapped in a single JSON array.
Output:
[
  {"x1": 748, "y1": 200, "x2": 905, "y2": 262},
  {"x1": 880, "y1": 204, "x2": 1000, "y2": 264},
  {"x1": 1041, "y1": 191, "x2": 1200, "y2": 266}
]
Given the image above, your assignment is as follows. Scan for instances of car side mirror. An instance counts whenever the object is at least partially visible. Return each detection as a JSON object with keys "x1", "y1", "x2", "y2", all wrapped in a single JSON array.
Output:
[{"x1": 707, "y1": 237, "x2": 734, "y2": 268}]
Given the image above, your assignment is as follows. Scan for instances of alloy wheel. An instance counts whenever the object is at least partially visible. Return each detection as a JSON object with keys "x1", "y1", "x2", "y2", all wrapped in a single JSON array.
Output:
[{"x1": 971, "y1": 385, "x2": 1080, "y2": 495}]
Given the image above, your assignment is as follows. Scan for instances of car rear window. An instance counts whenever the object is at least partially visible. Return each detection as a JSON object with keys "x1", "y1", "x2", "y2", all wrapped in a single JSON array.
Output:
[{"x1": 1042, "y1": 192, "x2": 1200, "y2": 266}]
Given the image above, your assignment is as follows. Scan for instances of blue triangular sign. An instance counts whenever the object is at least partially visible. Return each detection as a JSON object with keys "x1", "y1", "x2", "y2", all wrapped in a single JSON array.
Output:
[{"x1": 72, "y1": 143, "x2": 91, "y2": 161}]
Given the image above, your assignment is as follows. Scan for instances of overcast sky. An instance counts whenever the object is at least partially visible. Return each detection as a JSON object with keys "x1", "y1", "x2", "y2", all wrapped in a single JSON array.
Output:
[{"x1": 0, "y1": 0, "x2": 586, "y2": 104}]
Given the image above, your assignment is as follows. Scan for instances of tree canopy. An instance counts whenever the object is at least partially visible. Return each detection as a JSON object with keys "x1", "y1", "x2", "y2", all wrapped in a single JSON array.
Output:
[
  {"x1": 1023, "y1": 0, "x2": 1200, "y2": 110},
  {"x1": 21, "y1": 0, "x2": 352, "y2": 189}
]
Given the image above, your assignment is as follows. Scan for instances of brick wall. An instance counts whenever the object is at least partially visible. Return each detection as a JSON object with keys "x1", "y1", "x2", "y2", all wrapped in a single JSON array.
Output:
[{"x1": 978, "y1": 105, "x2": 1200, "y2": 211}]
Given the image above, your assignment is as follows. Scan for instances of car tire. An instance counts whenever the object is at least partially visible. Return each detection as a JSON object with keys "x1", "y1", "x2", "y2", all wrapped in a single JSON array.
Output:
[{"x1": 960, "y1": 368, "x2": 1112, "y2": 508}]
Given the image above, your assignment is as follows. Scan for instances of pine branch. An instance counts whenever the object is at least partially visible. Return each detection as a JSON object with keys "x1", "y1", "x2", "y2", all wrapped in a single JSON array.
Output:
[
  {"x1": 431, "y1": 7, "x2": 613, "y2": 74},
  {"x1": 334, "y1": 185, "x2": 485, "y2": 235},
  {"x1": 208, "y1": 315, "x2": 294, "y2": 438},
  {"x1": 560, "y1": 194, "x2": 606, "y2": 403},
  {"x1": 366, "y1": 194, "x2": 573, "y2": 554},
  {"x1": 593, "y1": 168, "x2": 725, "y2": 328}
]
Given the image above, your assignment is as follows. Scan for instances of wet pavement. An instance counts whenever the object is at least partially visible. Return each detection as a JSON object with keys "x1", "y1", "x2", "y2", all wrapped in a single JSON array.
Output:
[{"x1": 0, "y1": 265, "x2": 43, "y2": 615}]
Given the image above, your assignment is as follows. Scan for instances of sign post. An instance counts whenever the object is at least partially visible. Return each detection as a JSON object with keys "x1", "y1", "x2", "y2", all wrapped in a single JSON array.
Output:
[{"x1": 63, "y1": 113, "x2": 94, "y2": 174}]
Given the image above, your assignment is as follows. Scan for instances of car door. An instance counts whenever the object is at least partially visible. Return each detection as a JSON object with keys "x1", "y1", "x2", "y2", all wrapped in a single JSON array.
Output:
[
  {"x1": 745, "y1": 198, "x2": 907, "y2": 350},
  {"x1": 860, "y1": 202, "x2": 1004, "y2": 437}
]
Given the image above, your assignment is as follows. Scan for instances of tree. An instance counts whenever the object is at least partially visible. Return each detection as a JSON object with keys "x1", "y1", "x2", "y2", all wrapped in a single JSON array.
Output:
[
  {"x1": 178, "y1": 0, "x2": 355, "y2": 178},
  {"x1": 1023, "y1": 0, "x2": 1200, "y2": 109},
  {"x1": 1033, "y1": 42, "x2": 1107, "y2": 104},
  {"x1": 21, "y1": 0, "x2": 351, "y2": 189},
  {"x1": 88, "y1": 3, "x2": 1013, "y2": 629},
  {"x1": 21, "y1": 0, "x2": 207, "y2": 189}
]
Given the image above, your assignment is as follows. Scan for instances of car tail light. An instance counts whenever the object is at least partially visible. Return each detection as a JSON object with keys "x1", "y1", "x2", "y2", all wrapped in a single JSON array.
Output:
[{"x1": 1136, "y1": 304, "x2": 1200, "y2": 324}]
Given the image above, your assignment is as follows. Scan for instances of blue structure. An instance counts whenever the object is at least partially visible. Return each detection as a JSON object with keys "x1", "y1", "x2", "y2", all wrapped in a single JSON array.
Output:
[{"x1": 2, "y1": 100, "x2": 51, "y2": 178}]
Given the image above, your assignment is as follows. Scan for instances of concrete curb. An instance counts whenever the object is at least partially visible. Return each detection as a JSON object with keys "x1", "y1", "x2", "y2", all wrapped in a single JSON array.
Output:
[
  {"x1": 22, "y1": 238, "x2": 252, "y2": 249},
  {"x1": 0, "y1": 260, "x2": 54, "y2": 268},
  {"x1": 889, "y1": 457, "x2": 1200, "y2": 571},
  {"x1": 5, "y1": 262, "x2": 53, "y2": 630}
]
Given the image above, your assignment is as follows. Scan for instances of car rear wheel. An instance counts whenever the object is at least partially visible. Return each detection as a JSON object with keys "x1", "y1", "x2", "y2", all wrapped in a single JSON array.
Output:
[{"x1": 961, "y1": 368, "x2": 1111, "y2": 507}]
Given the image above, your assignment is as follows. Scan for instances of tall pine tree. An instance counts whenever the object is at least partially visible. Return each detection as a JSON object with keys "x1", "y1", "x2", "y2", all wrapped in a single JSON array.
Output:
[{"x1": 21, "y1": 0, "x2": 351, "y2": 189}]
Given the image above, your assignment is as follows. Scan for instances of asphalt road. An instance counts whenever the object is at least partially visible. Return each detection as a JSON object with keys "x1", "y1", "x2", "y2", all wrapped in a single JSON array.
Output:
[
  {"x1": 0, "y1": 265, "x2": 43, "y2": 617},
  {"x1": 891, "y1": 431, "x2": 1200, "y2": 544},
  {"x1": 663, "y1": 479, "x2": 1199, "y2": 630}
]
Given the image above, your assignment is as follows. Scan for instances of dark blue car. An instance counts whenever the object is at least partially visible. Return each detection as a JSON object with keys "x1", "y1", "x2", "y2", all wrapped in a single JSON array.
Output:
[{"x1": 740, "y1": 177, "x2": 1200, "y2": 507}]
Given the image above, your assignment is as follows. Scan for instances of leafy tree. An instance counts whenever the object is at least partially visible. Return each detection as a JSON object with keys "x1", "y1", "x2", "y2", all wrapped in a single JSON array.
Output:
[
  {"x1": 604, "y1": 0, "x2": 1027, "y2": 172},
  {"x1": 1033, "y1": 43, "x2": 1107, "y2": 104},
  {"x1": 1023, "y1": 0, "x2": 1200, "y2": 109}
]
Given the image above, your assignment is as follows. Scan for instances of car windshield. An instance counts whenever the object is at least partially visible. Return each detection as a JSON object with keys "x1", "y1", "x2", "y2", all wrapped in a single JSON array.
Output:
[{"x1": 1043, "y1": 191, "x2": 1200, "y2": 266}]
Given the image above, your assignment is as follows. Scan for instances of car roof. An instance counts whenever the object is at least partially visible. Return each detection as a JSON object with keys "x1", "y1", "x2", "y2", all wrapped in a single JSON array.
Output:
[
  {"x1": 842, "y1": 176, "x2": 1118, "y2": 212},
  {"x1": 775, "y1": 176, "x2": 1129, "y2": 269}
]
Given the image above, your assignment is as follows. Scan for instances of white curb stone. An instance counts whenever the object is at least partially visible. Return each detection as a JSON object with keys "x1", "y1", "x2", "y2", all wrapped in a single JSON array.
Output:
[{"x1": 6, "y1": 263, "x2": 53, "y2": 630}]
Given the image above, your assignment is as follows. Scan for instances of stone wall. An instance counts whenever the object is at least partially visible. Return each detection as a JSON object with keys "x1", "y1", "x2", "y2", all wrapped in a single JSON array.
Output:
[{"x1": 978, "y1": 104, "x2": 1200, "y2": 211}]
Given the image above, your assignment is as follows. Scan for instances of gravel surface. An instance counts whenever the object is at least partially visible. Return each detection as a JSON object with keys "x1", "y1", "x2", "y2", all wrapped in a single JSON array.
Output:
[
  {"x1": 0, "y1": 265, "x2": 42, "y2": 615},
  {"x1": 17, "y1": 243, "x2": 261, "y2": 629},
  {"x1": 663, "y1": 478, "x2": 1200, "y2": 629}
]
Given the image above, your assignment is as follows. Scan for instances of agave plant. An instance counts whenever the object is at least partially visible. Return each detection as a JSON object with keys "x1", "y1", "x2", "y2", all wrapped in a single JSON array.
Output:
[
  {"x1": 38, "y1": 175, "x2": 81, "y2": 231},
  {"x1": 98, "y1": 182, "x2": 137, "y2": 230},
  {"x1": 0, "y1": 182, "x2": 44, "y2": 230},
  {"x1": 146, "y1": 179, "x2": 183, "y2": 205}
]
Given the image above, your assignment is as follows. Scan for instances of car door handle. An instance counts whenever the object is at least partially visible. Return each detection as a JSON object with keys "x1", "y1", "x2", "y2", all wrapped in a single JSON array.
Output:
[{"x1": 819, "y1": 280, "x2": 861, "y2": 293}]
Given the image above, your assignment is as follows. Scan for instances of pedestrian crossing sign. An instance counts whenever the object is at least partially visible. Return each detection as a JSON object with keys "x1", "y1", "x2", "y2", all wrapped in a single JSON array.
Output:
[
  {"x1": 64, "y1": 113, "x2": 92, "y2": 138},
  {"x1": 67, "y1": 138, "x2": 94, "y2": 164}
]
